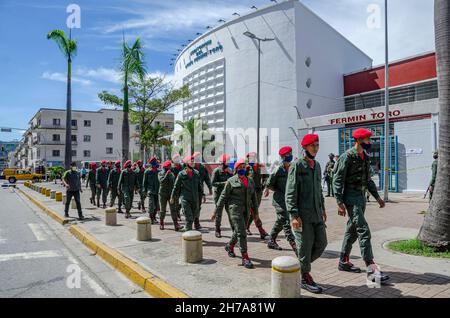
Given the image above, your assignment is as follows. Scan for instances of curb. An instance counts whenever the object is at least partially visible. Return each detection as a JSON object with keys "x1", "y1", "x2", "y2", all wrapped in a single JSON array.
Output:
[
  {"x1": 69, "y1": 225, "x2": 189, "y2": 298},
  {"x1": 18, "y1": 188, "x2": 69, "y2": 225}
]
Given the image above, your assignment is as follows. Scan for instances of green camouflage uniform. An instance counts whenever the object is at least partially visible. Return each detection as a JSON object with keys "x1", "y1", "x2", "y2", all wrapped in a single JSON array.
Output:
[
  {"x1": 246, "y1": 165, "x2": 266, "y2": 231},
  {"x1": 286, "y1": 158, "x2": 327, "y2": 273},
  {"x1": 135, "y1": 167, "x2": 146, "y2": 209},
  {"x1": 194, "y1": 163, "x2": 211, "y2": 211},
  {"x1": 118, "y1": 169, "x2": 139, "y2": 212},
  {"x1": 108, "y1": 168, "x2": 122, "y2": 209},
  {"x1": 171, "y1": 164, "x2": 183, "y2": 217},
  {"x1": 158, "y1": 170, "x2": 176, "y2": 221},
  {"x1": 143, "y1": 168, "x2": 160, "y2": 219},
  {"x1": 211, "y1": 166, "x2": 233, "y2": 229},
  {"x1": 95, "y1": 167, "x2": 110, "y2": 205},
  {"x1": 333, "y1": 148, "x2": 380, "y2": 264},
  {"x1": 324, "y1": 160, "x2": 335, "y2": 197},
  {"x1": 86, "y1": 169, "x2": 97, "y2": 203}
]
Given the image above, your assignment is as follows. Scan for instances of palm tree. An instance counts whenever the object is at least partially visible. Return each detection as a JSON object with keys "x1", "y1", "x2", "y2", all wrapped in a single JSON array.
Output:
[
  {"x1": 419, "y1": 0, "x2": 450, "y2": 249},
  {"x1": 120, "y1": 37, "x2": 146, "y2": 161},
  {"x1": 47, "y1": 29, "x2": 77, "y2": 169},
  {"x1": 175, "y1": 117, "x2": 219, "y2": 158}
]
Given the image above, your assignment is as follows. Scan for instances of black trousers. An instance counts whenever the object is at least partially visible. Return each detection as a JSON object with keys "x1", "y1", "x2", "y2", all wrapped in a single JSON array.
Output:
[{"x1": 65, "y1": 190, "x2": 83, "y2": 216}]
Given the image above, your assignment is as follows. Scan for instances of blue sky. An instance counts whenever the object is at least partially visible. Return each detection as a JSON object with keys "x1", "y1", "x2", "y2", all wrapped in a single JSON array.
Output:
[{"x1": 0, "y1": 0, "x2": 434, "y2": 141}]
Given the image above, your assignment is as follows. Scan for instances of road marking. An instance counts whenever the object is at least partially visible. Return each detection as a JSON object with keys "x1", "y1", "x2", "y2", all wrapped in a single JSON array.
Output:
[
  {"x1": 0, "y1": 229, "x2": 6, "y2": 244},
  {"x1": 0, "y1": 250, "x2": 62, "y2": 262},
  {"x1": 28, "y1": 223, "x2": 50, "y2": 241}
]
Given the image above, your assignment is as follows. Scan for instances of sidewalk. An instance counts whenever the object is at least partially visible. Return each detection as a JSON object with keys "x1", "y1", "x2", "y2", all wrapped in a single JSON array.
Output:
[{"x1": 19, "y1": 182, "x2": 450, "y2": 298}]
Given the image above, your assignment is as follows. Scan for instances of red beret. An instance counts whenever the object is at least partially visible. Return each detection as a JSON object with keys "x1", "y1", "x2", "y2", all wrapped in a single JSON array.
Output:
[
  {"x1": 352, "y1": 128, "x2": 372, "y2": 139},
  {"x1": 183, "y1": 155, "x2": 194, "y2": 164},
  {"x1": 246, "y1": 152, "x2": 257, "y2": 158},
  {"x1": 218, "y1": 154, "x2": 231, "y2": 163},
  {"x1": 163, "y1": 160, "x2": 172, "y2": 169},
  {"x1": 234, "y1": 158, "x2": 246, "y2": 170},
  {"x1": 115, "y1": 160, "x2": 121, "y2": 165},
  {"x1": 301, "y1": 134, "x2": 319, "y2": 147},
  {"x1": 149, "y1": 156, "x2": 157, "y2": 163},
  {"x1": 90, "y1": 162, "x2": 97, "y2": 169},
  {"x1": 101, "y1": 160, "x2": 107, "y2": 164},
  {"x1": 136, "y1": 160, "x2": 142, "y2": 165},
  {"x1": 279, "y1": 146, "x2": 292, "y2": 156},
  {"x1": 172, "y1": 153, "x2": 180, "y2": 160},
  {"x1": 123, "y1": 160, "x2": 132, "y2": 168}
]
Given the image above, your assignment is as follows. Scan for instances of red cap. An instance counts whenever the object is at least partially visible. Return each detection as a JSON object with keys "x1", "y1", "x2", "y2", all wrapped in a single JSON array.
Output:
[
  {"x1": 149, "y1": 156, "x2": 157, "y2": 163},
  {"x1": 246, "y1": 152, "x2": 257, "y2": 158},
  {"x1": 234, "y1": 158, "x2": 246, "y2": 170},
  {"x1": 219, "y1": 154, "x2": 230, "y2": 163},
  {"x1": 163, "y1": 160, "x2": 172, "y2": 169},
  {"x1": 136, "y1": 160, "x2": 142, "y2": 165},
  {"x1": 90, "y1": 162, "x2": 97, "y2": 169},
  {"x1": 172, "y1": 153, "x2": 180, "y2": 160},
  {"x1": 115, "y1": 160, "x2": 121, "y2": 165},
  {"x1": 301, "y1": 134, "x2": 319, "y2": 147},
  {"x1": 279, "y1": 146, "x2": 292, "y2": 156},
  {"x1": 123, "y1": 160, "x2": 132, "y2": 168},
  {"x1": 352, "y1": 128, "x2": 372, "y2": 139},
  {"x1": 101, "y1": 160, "x2": 107, "y2": 165},
  {"x1": 183, "y1": 155, "x2": 194, "y2": 164}
]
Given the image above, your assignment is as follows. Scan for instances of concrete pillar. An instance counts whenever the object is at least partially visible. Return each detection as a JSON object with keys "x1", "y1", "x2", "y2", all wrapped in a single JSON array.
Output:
[
  {"x1": 55, "y1": 192, "x2": 63, "y2": 202},
  {"x1": 271, "y1": 256, "x2": 301, "y2": 298},
  {"x1": 136, "y1": 217, "x2": 152, "y2": 241},
  {"x1": 50, "y1": 191, "x2": 56, "y2": 199},
  {"x1": 182, "y1": 231, "x2": 203, "y2": 263},
  {"x1": 62, "y1": 194, "x2": 67, "y2": 205},
  {"x1": 45, "y1": 188, "x2": 51, "y2": 197},
  {"x1": 105, "y1": 208, "x2": 117, "y2": 226},
  {"x1": 71, "y1": 198, "x2": 76, "y2": 209}
]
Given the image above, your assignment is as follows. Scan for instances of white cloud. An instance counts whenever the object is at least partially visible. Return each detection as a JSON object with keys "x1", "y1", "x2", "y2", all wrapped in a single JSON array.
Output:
[
  {"x1": 41, "y1": 71, "x2": 92, "y2": 86},
  {"x1": 75, "y1": 67, "x2": 122, "y2": 84}
]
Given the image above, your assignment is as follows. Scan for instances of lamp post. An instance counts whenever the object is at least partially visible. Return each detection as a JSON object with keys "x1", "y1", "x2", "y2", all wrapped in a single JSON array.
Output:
[
  {"x1": 243, "y1": 31, "x2": 274, "y2": 163},
  {"x1": 383, "y1": 0, "x2": 390, "y2": 201}
]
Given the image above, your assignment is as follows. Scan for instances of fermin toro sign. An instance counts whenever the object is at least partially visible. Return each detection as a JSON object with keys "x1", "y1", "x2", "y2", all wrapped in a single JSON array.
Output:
[
  {"x1": 329, "y1": 110, "x2": 401, "y2": 125},
  {"x1": 185, "y1": 40, "x2": 224, "y2": 69}
]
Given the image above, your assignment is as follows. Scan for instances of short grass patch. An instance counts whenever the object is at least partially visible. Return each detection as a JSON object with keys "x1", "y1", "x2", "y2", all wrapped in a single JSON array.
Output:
[{"x1": 387, "y1": 239, "x2": 450, "y2": 259}]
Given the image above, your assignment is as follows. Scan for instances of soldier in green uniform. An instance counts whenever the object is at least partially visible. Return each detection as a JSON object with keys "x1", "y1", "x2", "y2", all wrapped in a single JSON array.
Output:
[
  {"x1": 215, "y1": 159, "x2": 258, "y2": 269},
  {"x1": 135, "y1": 160, "x2": 146, "y2": 213},
  {"x1": 96, "y1": 160, "x2": 110, "y2": 209},
  {"x1": 158, "y1": 160, "x2": 183, "y2": 231},
  {"x1": 245, "y1": 152, "x2": 270, "y2": 240},
  {"x1": 210, "y1": 154, "x2": 233, "y2": 238},
  {"x1": 108, "y1": 160, "x2": 123, "y2": 213},
  {"x1": 170, "y1": 155, "x2": 202, "y2": 231},
  {"x1": 324, "y1": 153, "x2": 335, "y2": 197},
  {"x1": 333, "y1": 128, "x2": 389, "y2": 284},
  {"x1": 171, "y1": 154, "x2": 183, "y2": 221},
  {"x1": 143, "y1": 157, "x2": 160, "y2": 224},
  {"x1": 192, "y1": 152, "x2": 212, "y2": 230},
  {"x1": 264, "y1": 146, "x2": 297, "y2": 254},
  {"x1": 428, "y1": 151, "x2": 438, "y2": 200},
  {"x1": 118, "y1": 160, "x2": 139, "y2": 218},
  {"x1": 85, "y1": 162, "x2": 97, "y2": 206},
  {"x1": 286, "y1": 134, "x2": 328, "y2": 294}
]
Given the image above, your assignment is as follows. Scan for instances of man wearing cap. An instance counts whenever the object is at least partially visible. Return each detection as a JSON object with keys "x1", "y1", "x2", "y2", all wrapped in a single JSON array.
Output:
[
  {"x1": 96, "y1": 160, "x2": 110, "y2": 209},
  {"x1": 264, "y1": 146, "x2": 297, "y2": 254},
  {"x1": 135, "y1": 160, "x2": 147, "y2": 213},
  {"x1": 192, "y1": 152, "x2": 212, "y2": 230},
  {"x1": 333, "y1": 128, "x2": 389, "y2": 284},
  {"x1": 143, "y1": 157, "x2": 160, "y2": 224},
  {"x1": 159, "y1": 160, "x2": 183, "y2": 231},
  {"x1": 324, "y1": 153, "x2": 336, "y2": 197},
  {"x1": 428, "y1": 151, "x2": 438, "y2": 200},
  {"x1": 245, "y1": 152, "x2": 270, "y2": 240},
  {"x1": 286, "y1": 134, "x2": 328, "y2": 294},
  {"x1": 86, "y1": 162, "x2": 97, "y2": 206},
  {"x1": 118, "y1": 160, "x2": 139, "y2": 219},
  {"x1": 215, "y1": 159, "x2": 259, "y2": 269},
  {"x1": 170, "y1": 155, "x2": 202, "y2": 231},
  {"x1": 108, "y1": 160, "x2": 123, "y2": 213},
  {"x1": 210, "y1": 154, "x2": 234, "y2": 238},
  {"x1": 171, "y1": 154, "x2": 183, "y2": 220}
]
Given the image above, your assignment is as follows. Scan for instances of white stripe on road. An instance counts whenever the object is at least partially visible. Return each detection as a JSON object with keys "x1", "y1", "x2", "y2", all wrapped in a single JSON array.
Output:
[
  {"x1": 0, "y1": 250, "x2": 62, "y2": 262},
  {"x1": 0, "y1": 229, "x2": 6, "y2": 244},
  {"x1": 28, "y1": 223, "x2": 50, "y2": 241}
]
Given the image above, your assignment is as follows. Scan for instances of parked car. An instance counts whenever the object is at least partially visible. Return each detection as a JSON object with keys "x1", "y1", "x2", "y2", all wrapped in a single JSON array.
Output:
[{"x1": 1, "y1": 168, "x2": 44, "y2": 183}]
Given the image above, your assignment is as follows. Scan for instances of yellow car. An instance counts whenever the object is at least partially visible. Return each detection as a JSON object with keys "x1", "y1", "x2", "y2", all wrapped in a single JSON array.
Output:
[{"x1": 1, "y1": 168, "x2": 44, "y2": 184}]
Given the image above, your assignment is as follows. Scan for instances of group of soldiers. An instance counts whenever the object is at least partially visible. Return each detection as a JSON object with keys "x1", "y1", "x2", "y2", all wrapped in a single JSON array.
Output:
[{"x1": 77, "y1": 127, "x2": 391, "y2": 294}]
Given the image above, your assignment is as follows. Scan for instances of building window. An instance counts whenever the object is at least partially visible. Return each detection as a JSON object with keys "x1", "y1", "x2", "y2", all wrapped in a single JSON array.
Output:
[
  {"x1": 83, "y1": 150, "x2": 91, "y2": 158},
  {"x1": 106, "y1": 133, "x2": 113, "y2": 140},
  {"x1": 106, "y1": 118, "x2": 113, "y2": 125},
  {"x1": 53, "y1": 118, "x2": 61, "y2": 126},
  {"x1": 52, "y1": 150, "x2": 60, "y2": 157},
  {"x1": 71, "y1": 150, "x2": 77, "y2": 157},
  {"x1": 52, "y1": 134, "x2": 60, "y2": 142},
  {"x1": 106, "y1": 147, "x2": 113, "y2": 154},
  {"x1": 84, "y1": 120, "x2": 91, "y2": 127},
  {"x1": 71, "y1": 120, "x2": 77, "y2": 127},
  {"x1": 71, "y1": 135, "x2": 77, "y2": 142},
  {"x1": 83, "y1": 135, "x2": 91, "y2": 142}
]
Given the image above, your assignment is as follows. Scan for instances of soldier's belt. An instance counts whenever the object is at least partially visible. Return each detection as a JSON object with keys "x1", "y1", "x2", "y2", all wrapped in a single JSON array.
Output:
[{"x1": 346, "y1": 184, "x2": 367, "y2": 191}]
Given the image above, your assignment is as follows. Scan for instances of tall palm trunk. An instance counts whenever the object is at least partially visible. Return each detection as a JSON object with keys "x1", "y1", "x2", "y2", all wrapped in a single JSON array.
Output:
[
  {"x1": 64, "y1": 56, "x2": 72, "y2": 170},
  {"x1": 419, "y1": 0, "x2": 450, "y2": 249},
  {"x1": 122, "y1": 82, "x2": 130, "y2": 162}
]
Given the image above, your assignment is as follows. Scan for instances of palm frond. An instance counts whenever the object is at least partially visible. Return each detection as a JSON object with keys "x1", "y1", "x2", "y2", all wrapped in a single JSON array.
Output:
[{"x1": 47, "y1": 29, "x2": 76, "y2": 58}]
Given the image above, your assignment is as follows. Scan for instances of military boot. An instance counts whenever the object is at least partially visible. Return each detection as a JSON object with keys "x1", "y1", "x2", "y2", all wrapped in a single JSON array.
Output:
[
  {"x1": 301, "y1": 273, "x2": 323, "y2": 294},
  {"x1": 194, "y1": 218, "x2": 202, "y2": 230},
  {"x1": 257, "y1": 226, "x2": 270, "y2": 240},
  {"x1": 241, "y1": 252, "x2": 254, "y2": 269},
  {"x1": 159, "y1": 219, "x2": 165, "y2": 230},
  {"x1": 225, "y1": 244, "x2": 236, "y2": 258},
  {"x1": 215, "y1": 227, "x2": 221, "y2": 238},
  {"x1": 338, "y1": 253, "x2": 361, "y2": 273},
  {"x1": 173, "y1": 218, "x2": 184, "y2": 232},
  {"x1": 267, "y1": 236, "x2": 282, "y2": 250},
  {"x1": 96, "y1": 199, "x2": 100, "y2": 208}
]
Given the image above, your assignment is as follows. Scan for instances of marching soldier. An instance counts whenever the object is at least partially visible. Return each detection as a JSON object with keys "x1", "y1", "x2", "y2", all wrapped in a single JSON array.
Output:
[
  {"x1": 428, "y1": 151, "x2": 438, "y2": 200},
  {"x1": 245, "y1": 152, "x2": 270, "y2": 240},
  {"x1": 158, "y1": 160, "x2": 183, "y2": 231},
  {"x1": 135, "y1": 160, "x2": 146, "y2": 213},
  {"x1": 215, "y1": 158, "x2": 259, "y2": 269},
  {"x1": 143, "y1": 157, "x2": 160, "y2": 224},
  {"x1": 108, "y1": 160, "x2": 123, "y2": 213},
  {"x1": 118, "y1": 160, "x2": 139, "y2": 219},
  {"x1": 333, "y1": 128, "x2": 389, "y2": 284},
  {"x1": 210, "y1": 154, "x2": 233, "y2": 238},
  {"x1": 96, "y1": 160, "x2": 110, "y2": 209},
  {"x1": 86, "y1": 162, "x2": 97, "y2": 206},
  {"x1": 170, "y1": 155, "x2": 202, "y2": 231},
  {"x1": 264, "y1": 146, "x2": 297, "y2": 254},
  {"x1": 171, "y1": 154, "x2": 183, "y2": 221},
  {"x1": 286, "y1": 134, "x2": 328, "y2": 294},
  {"x1": 192, "y1": 152, "x2": 212, "y2": 230},
  {"x1": 324, "y1": 153, "x2": 335, "y2": 197}
]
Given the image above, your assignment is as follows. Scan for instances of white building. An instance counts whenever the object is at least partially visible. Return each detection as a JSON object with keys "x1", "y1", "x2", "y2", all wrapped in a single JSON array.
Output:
[{"x1": 15, "y1": 108, "x2": 174, "y2": 169}]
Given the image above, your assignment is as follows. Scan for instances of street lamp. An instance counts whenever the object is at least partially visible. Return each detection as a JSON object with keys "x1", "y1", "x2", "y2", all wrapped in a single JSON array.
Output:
[
  {"x1": 383, "y1": 0, "x2": 390, "y2": 201},
  {"x1": 243, "y1": 31, "x2": 275, "y2": 163}
]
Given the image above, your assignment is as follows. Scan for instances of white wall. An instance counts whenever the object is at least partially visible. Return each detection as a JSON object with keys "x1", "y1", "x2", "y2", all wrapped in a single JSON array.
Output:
[{"x1": 314, "y1": 129, "x2": 340, "y2": 174}]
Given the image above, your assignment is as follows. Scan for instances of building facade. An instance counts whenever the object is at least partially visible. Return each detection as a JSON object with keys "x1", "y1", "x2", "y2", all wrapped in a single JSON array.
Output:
[{"x1": 0, "y1": 141, "x2": 19, "y2": 173}]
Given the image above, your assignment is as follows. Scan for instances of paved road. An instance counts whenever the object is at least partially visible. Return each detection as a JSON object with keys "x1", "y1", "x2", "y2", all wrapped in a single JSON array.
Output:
[{"x1": 0, "y1": 184, "x2": 148, "y2": 298}]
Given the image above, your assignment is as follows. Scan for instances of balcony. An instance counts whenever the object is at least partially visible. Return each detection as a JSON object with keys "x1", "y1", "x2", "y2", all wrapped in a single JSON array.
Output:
[{"x1": 35, "y1": 125, "x2": 78, "y2": 130}]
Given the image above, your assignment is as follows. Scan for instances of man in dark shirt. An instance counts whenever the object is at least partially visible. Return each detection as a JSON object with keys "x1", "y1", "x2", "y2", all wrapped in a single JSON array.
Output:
[{"x1": 62, "y1": 162, "x2": 84, "y2": 220}]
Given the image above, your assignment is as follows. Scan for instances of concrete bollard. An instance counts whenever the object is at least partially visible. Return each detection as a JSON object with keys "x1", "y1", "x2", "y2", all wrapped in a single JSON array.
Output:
[
  {"x1": 271, "y1": 256, "x2": 301, "y2": 298},
  {"x1": 105, "y1": 208, "x2": 117, "y2": 226},
  {"x1": 41, "y1": 187, "x2": 46, "y2": 195},
  {"x1": 50, "y1": 191, "x2": 56, "y2": 199},
  {"x1": 55, "y1": 192, "x2": 63, "y2": 202},
  {"x1": 182, "y1": 231, "x2": 203, "y2": 263},
  {"x1": 136, "y1": 217, "x2": 152, "y2": 241},
  {"x1": 71, "y1": 199, "x2": 77, "y2": 209},
  {"x1": 45, "y1": 188, "x2": 51, "y2": 197}
]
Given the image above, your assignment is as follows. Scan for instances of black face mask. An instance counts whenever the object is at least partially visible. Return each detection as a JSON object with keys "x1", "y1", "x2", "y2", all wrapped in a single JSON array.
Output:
[
  {"x1": 222, "y1": 163, "x2": 229, "y2": 169},
  {"x1": 433, "y1": 155, "x2": 438, "y2": 160},
  {"x1": 305, "y1": 150, "x2": 315, "y2": 160}
]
